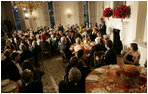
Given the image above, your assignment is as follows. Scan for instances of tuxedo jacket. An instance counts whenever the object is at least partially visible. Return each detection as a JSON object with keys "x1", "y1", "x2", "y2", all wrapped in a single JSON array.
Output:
[
  {"x1": 6, "y1": 61, "x2": 21, "y2": 81},
  {"x1": 103, "y1": 48, "x2": 117, "y2": 65},
  {"x1": 24, "y1": 80, "x2": 43, "y2": 93},
  {"x1": 89, "y1": 44, "x2": 106, "y2": 61},
  {"x1": 59, "y1": 80, "x2": 83, "y2": 93},
  {"x1": 99, "y1": 24, "x2": 106, "y2": 36}
]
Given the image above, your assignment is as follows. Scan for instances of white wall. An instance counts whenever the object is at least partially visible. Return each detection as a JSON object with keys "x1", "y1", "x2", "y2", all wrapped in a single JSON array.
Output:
[
  {"x1": 59, "y1": 1, "x2": 79, "y2": 27},
  {"x1": 104, "y1": 1, "x2": 147, "y2": 66}
]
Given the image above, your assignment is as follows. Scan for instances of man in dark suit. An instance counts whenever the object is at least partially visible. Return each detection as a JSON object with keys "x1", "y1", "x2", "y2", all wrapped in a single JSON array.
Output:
[
  {"x1": 96, "y1": 40, "x2": 117, "y2": 65},
  {"x1": 6, "y1": 52, "x2": 22, "y2": 84},
  {"x1": 59, "y1": 67, "x2": 83, "y2": 93},
  {"x1": 59, "y1": 36, "x2": 72, "y2": 59},
  {"x1": 89, "y1": 38, "x2": 106, "y2": 64},
  {"x1": 99, "y1": 20, "x2": 106, "y2": 37},
  {"x1": 22, "y1": 69, "x2": 43, "y2": 93},
  {"x1": 65, "y1": 32, "x2": 72, "y2": 48}
]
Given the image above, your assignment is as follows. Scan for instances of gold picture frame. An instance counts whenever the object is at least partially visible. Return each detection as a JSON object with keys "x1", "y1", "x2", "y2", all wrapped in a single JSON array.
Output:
[{"x1": 113, "y1": 1, "x2": 126, "y2": 18}]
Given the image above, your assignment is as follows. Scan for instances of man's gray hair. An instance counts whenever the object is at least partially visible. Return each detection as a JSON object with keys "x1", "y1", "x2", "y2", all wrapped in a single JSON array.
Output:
[
  {"x1": 61, "y1": 36, "x2": 66, "y2": 43},
  {"x1": 95, "y1": 37, "x2": 100, "y2": 44},
  {"x1": 68, "y1": 67, "x2": 81, "y2": 83}
]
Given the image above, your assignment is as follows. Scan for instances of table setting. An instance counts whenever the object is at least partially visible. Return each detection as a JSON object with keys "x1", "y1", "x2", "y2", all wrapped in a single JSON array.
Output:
[
  {"x1": 1, "y1": 79, "x2": 20, "y2": 93},
  {"x1": 85, "y1": 64, "x2": 147, "y2": 93}
]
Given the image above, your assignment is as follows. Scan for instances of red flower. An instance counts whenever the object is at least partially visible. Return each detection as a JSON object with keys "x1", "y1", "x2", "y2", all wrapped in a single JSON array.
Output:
[
  {"x1": 123, "y1": 82, "x2": 131, "y2": 89},
  {"x1": 114, "y1": 5, "x2": 130, "y2": 18},
  {"x1": 116, "y1": 70, "x2": 121, "y2": 76},
  {"x1": 103, "y1": 8, "x2": 113, "y2": 17},
  {"x1": 121, "y1": 69, "x2": 140, "y2": 78}
]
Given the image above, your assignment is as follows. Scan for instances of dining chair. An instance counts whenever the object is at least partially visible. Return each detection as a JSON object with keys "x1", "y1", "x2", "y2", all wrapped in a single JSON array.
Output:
[{"x1": 93, "y1": 51, "x2": 105, "y2": 67}]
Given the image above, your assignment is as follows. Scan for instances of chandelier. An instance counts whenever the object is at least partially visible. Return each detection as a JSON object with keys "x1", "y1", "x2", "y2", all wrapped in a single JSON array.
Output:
[{"x1": 11, "y1": 1, "x2": 45, "y2": 13}]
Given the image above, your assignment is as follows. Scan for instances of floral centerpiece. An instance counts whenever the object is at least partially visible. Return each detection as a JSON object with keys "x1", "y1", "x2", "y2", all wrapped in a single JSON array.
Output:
[
  {"x1": 120, "y1": 65, "x2": 140, "y2": 81},
  {"x1": 114, "y1": 5, "x2": 130, "y2": 18},
  {"x1": 103, "y1": 8, "x2": 113, "y2": 18},
  {"x1": 83, "y1": 35, "x2": 89, "y2": 45}
]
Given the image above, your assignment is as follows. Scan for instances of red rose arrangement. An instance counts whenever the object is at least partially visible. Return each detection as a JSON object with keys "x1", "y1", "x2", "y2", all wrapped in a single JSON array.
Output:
[
  {"x1": 120, "y1": 65, "x2": 140, "y2": 81},
  {"x1": 114, "y1": 5, "x2": 130, "y2": 18},
  {"x1": 103, "y1": 8, "x2": 113, "y2": 17}
]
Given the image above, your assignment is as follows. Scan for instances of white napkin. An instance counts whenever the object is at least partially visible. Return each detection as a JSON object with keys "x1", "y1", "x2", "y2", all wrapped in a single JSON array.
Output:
[
  {"x1": 94, "y1": 68, "x2": 105, "y2": 74},
  {"x1": 109, "y1": 65, "x2": 120, "y2": 70},
  {"x1": 86, "y1": 75, "x2": 99, "y2": 83},
  {"x1": 1, "y1": 79, "x2": 10, "y2": 87},
  {"x1": 2, "y1": 84, "x2": 17, "y2": 93},
  {"x1": 91, "y1": 88, "x2": 108, "y2": 93}
]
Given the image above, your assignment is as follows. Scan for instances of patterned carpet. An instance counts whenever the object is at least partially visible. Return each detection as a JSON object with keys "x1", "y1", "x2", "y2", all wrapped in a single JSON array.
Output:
[{"x1": 39, "y1": 55, "x2": 66, "y2": 93}]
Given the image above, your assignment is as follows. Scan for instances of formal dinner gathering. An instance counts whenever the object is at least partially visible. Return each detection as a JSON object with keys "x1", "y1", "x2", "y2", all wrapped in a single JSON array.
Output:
[{"x1": 1, "y1": 1, "x2": 147, "y2": 93}]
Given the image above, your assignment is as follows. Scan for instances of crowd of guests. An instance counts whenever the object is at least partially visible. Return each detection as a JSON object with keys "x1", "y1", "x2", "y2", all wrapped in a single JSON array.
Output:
[{"x1": 1, "y1": 18, "x2": 141, "y2": 93}]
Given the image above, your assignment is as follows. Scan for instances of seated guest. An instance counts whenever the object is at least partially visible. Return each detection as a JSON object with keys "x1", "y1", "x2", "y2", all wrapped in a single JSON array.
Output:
[
  {"x1": 77, "y1": 50, "x2": 90, "y2": 92},
  {"x1": 32, "y1": 41, "x2": 42, "y2": 67},
  {"x1": 20, "y1": 37, "x2": 29, "y2": 50},
  {"x1": 6, "y1": 52, "x2": 22, "y2": 85},
  {"x1": 27, "y1": 39, "x2": 33, "y2": 52},
  {"x1": 66, "y1": 32, "x2": 72, "y2": 48},
  {"x1": 59, "y1": 36, "x2": 72, "y2": 59},
  {"x1": 4, "y1": 39, "x2": 16, "y2": 51},
  {"x1": 39, "y1": 34, "x2": 51, "y2": 53},
  {"x1": 19, "y1": 44, "x2": 33, "y2": 64},
  {"x1": 97, "y1": 32, "x2": 104, "y2": 46},
  {"x1": 96, "y1": 40, "x2": 117, "y2": 66},
  {"x1": 74, "y1": 37, "x2": 84, "y2": 53},
  {"x1": 58, "y1": 30, "x2": 65, "y2": 41},
  {"x1": 50, "y1": 33, "x2": 58, "y2": 52},
  {"x1": 22, "y1": 60, "x2": 44, "y2": 81},
  {"x1": 22, "y1": 69, "x2": 43, "y2": 93},
  {"x1": 1, "y1": 51, "x2": 11, "y2": 79},
  {"x1": 123, "y1": 43, "x2": 140, "y2": 65},
  {"x1": 103, "y1": 34, "x2": 109, "y2": 42},
  {"x1": 59, "y1": 67, "x2": 83, "y2": 93},
  {"x1": 89, "y1": 38, "x2": 106, "y2": 64},
  {"x1": 65, "y1": 56, "x2": 79, "y2": 81}
]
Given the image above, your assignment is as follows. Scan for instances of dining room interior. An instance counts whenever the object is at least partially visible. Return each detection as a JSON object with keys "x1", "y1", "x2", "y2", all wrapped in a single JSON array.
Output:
[{"x1": 1, "y1": 1, "x2": 147, "y2": 93}]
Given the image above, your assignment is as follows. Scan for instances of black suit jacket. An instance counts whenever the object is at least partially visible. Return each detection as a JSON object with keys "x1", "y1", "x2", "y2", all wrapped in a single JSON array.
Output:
[
  {"x1": 59, "y1": 43, "x2": 71, "y2": 59},
  {"x1": 6, "y1": 61, "x2": 21, "y2": 81},
  {"x1": 24, "y1": 80, "x2": 43, "y2": 93},
  {"x1": 103, "y1": 48, "x2": 117, "y2": 65},
  {"x1": 1, "y1": 57, "x2": 11, "y2": 79},
  {"x1": 89, "y1": 44, "x2": 106, "y2": 61},
  {"x1": 99, "y1": 24, "x2": 106, "y2": 36},
  {"x1": 66, "y1": 37, "x2": 72, "y2": 48},
  {"x1": 59, "y1": 80, "x2": 83, "y2": 93},
  {"x1": 39, "y1": 40, "x2": 51, "y2": 52}
]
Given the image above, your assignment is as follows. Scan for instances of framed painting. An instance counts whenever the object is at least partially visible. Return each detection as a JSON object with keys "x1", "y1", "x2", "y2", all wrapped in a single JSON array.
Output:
[{"x1": 113, "y1": 1, "x2": 126, "y2": 17}]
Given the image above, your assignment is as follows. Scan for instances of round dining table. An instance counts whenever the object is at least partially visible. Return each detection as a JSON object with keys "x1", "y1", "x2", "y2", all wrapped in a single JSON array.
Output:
[
  {"x1": 85, "y1": 64, "x2": 147, "y2": 93},
  {"x1": 69, "y1": 42, "x2": 95, "y2": 57}
]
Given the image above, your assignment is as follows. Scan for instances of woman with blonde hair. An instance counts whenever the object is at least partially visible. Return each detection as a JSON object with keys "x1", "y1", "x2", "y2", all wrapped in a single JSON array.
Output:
[{"x1": 74, "y1": 37, "x2": 84, "y2": 53}]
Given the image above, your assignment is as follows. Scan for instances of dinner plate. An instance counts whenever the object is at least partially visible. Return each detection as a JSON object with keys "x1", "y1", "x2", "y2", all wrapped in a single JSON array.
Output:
[
  {"x1": 109, "y1": 65, "x2": 120, "y2": 70},
  {"x1": 1, "y1": 79, "x2": 10, "y2": 87},
  {"x1": 2, "y1": 84, "x2": 17, "y2": 93},
  {"x1": 91, "y1": 88, "x2": 108, "y2": 93},
  {"x1": 86, "y1": 75, "x2": 99, "y2": 83},
  {"x1": 94, "y1": 68, "x2": 105, "y2": 74}
]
